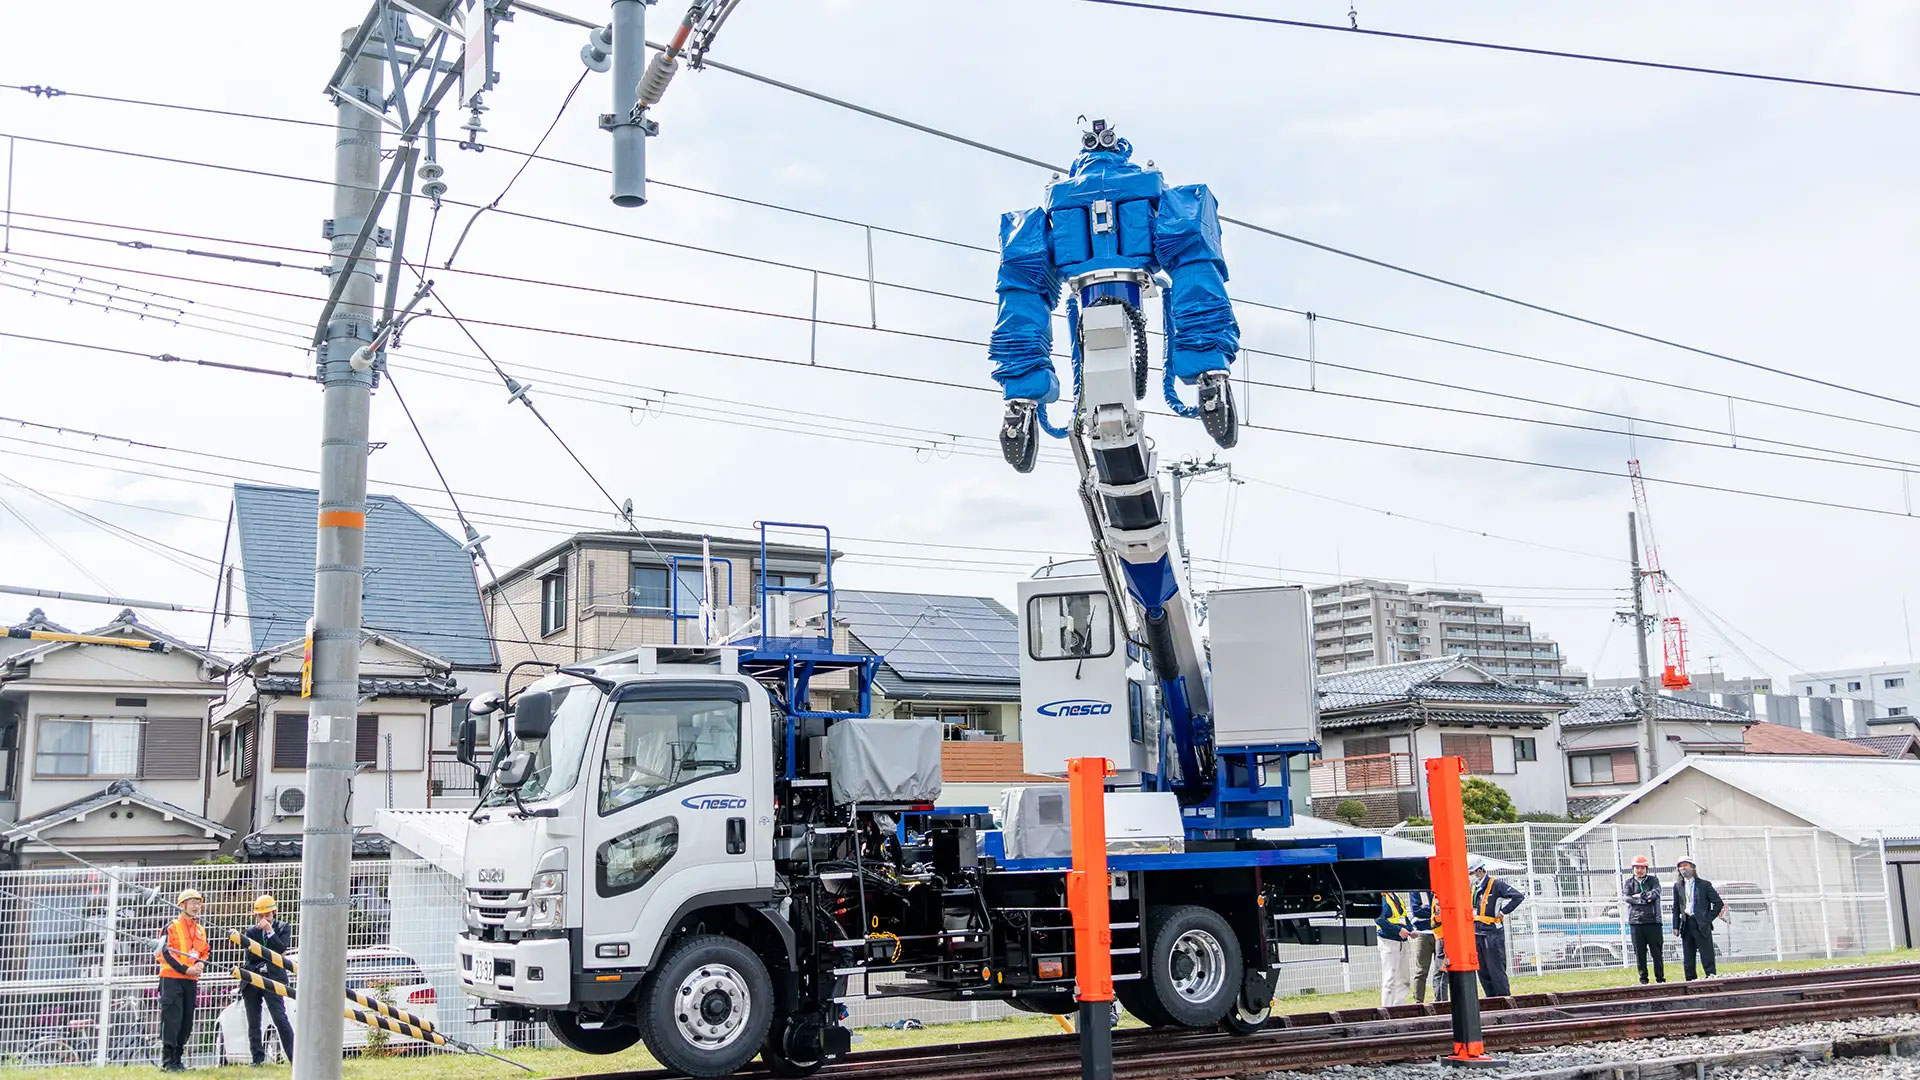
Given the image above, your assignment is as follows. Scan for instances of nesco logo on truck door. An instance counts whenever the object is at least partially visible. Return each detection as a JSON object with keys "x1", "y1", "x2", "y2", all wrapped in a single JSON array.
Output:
[
  {"x1": 681, "y1": 794, "x2": 749, "y2": 811},
  {"x1": 1036, "y1": 699, "x2": 1114, "y2": 717}
]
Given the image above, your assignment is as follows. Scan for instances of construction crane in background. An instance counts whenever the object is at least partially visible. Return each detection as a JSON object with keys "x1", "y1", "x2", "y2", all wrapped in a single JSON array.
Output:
[{"x1": 1628, "y1": 457, "x2": 1691, "y2": 690}]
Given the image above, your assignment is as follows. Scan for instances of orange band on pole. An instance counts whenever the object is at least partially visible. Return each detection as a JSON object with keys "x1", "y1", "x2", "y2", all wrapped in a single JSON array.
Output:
[
  {"x1": 318, "y1": 510, "x2": 366, "y2": 528},
  {"x1": 1067, "y1": 756, "x2": 1113, "y2": 1003}
]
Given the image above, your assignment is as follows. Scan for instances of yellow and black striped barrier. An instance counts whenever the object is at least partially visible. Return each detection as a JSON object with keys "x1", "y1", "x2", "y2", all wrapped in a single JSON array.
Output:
[
  {"x1": 345, "y1": 984, "x2": 441, "y2": 1036},
  {"x1": 346, "y1": 1001, "x2": 446, "y2": 1046},
  {"x1": 228, "y1": 929, "x2": 295, "y2": 976},
  {"x1": 232, "y1": 967, "x2": 293, "y2": 999}
]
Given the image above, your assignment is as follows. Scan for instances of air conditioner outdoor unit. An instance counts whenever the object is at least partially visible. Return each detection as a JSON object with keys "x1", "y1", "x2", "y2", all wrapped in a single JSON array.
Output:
[{"x1": 273, "y1": 785, "x2": 307, "y2": 819}]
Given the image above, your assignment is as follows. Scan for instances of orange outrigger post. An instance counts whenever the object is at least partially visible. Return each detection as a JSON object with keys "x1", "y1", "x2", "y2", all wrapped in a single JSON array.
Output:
[
  {"x1": 1427, "y1": 755, "x2": 1504, "y2": 1066},
  {"x1": 1066, "y1": 756, "x2": 1115, "y2": 1080}
]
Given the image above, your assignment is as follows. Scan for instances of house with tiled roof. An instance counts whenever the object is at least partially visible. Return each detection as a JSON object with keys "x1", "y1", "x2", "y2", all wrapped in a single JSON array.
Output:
[
  {"x1": 1742, "y1": 722, "x2": 1883, "y2": 757},
  {"x1": 1847, "y1": 733, "x2": 1920, "y2": 760},
  {"x1": 207, "y1": 483, "x2": 497, "y2": 859},
  {"x1": 1559, "y1": 687, "x2": 1751, "y2": 818},
  {"x1": 838, "y1": 590, "x2": 1021, "y2": 741},
  {"x1": 0, "y1": 609, "x2": 231, "y2": 867},
  {"x1": 1311, "y1": 656, "x2": 1572, "y2": 825}
]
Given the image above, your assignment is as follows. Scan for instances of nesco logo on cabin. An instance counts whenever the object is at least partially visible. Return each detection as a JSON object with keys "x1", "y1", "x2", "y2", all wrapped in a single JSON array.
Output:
[
  {"x1": 1036, "y1": 699, "x2": 1114, "y2": 717},
  {"x1": 682, "y1": 794, "x2": 749, "y2": 811}
]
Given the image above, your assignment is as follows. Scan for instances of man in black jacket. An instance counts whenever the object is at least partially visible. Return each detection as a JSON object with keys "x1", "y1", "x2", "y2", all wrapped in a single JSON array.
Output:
[
  {"x1": 1670, "y1": 857, "x2": 1724, "y2": 980},
  {"x1": 241, "y1": 895, "x2": 294, "y2": 1064},
  {"x1": 1622, "y1": 855, "x2": 1665, "y2": 983}
]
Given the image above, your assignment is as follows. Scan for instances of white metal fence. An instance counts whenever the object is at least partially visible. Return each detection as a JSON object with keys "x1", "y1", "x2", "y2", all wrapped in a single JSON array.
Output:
[{"x1": 0, "y1": 823, "x2": 1899, "y2": 1066}]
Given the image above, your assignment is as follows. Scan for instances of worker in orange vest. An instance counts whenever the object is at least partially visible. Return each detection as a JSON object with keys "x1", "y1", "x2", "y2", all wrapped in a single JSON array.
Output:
[{"x1": 156, "y1": 888, "x2": 209, "y2": 1071}]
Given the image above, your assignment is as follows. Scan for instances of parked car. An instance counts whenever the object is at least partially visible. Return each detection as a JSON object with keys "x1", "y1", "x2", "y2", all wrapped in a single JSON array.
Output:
[{"x1": 217, "y1": 946, "x2": 437, "y2": 1063}]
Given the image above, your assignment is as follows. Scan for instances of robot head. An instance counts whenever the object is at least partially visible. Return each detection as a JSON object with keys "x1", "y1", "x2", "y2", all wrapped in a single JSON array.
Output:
[{"x1": 1081, "y1": 117, "x2": 1120, "y2": 151}]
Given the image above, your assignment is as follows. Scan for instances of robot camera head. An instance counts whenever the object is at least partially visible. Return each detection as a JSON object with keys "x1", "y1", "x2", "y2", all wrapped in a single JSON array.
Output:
[{"x1": 1080, "y1": 118, "x2": 1119, "y2": 151}]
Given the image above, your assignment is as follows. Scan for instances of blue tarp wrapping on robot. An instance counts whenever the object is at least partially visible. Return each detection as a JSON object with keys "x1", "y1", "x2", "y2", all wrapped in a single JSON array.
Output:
[
  {"x1": 987, "y1": 139, "x2": 1239, "y2": 405},
  {"x1": 990, "y1": 207, "x2": 1063, "y2": 404}
]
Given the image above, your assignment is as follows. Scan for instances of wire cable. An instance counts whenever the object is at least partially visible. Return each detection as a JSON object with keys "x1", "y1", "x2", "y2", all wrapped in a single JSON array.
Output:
[
  {"x1": 1059, "y1": 1, "x2": 1920, "y2": 101},
  {"x1": 441, "y1": 68, "x2": 589, "y2": 269}
]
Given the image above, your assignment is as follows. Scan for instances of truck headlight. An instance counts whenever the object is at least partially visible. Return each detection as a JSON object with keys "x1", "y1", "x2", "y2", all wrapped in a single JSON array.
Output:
[{"x1": 529, "y1": 871, "x2": 565, "y2": 928}]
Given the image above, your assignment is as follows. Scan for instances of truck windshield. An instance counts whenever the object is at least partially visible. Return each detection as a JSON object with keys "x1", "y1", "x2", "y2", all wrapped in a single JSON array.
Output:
[{"x1": 481, "y1": 683, "x2": 602, "y2": 806}]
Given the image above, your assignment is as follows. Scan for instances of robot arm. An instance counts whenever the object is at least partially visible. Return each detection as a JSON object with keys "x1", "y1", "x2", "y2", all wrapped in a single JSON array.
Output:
[
  {"x1": 1154, "y1": 185, "x2": 1241, "y2": 446},
  {"x1": 1153, "y1": 184, "x2": 1239, "y2": 382},
  {"x1": 989, "y1": 207, "x2": 1064, "y2": 404}
]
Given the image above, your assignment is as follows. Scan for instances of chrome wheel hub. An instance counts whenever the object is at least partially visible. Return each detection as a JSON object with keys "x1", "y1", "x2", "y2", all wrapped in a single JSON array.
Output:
[
  {"x1": 1167, "y1": 928, "x2": 1228, "y2": 1004},
  {"x1": 674, "y1": 964, "x2": 751, "y2": 1050}
]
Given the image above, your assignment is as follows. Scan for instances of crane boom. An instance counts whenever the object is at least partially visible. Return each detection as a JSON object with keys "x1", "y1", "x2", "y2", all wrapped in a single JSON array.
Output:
[{"x1": 1628, "y1": 458, "x2": 1690, "y2": 690}]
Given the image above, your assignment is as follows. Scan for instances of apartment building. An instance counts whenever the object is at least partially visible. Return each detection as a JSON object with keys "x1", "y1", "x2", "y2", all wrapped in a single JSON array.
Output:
[
  {"x1": 1308, "y1": 579, "x2": 1585, "y2": 691},
  {"x1": 1790, "y1": 664, "x2": 1920, "y2": 721}
]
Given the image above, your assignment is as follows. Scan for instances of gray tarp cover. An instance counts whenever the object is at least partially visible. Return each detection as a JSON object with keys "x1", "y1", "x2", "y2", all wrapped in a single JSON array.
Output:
[{"x1": 826, "y1": 718, "x2": 944, "y2": 805}]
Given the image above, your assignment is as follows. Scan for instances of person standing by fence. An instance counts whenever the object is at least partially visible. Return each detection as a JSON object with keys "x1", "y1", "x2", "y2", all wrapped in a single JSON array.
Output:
[
  {"x1": 1623, "y1": 855, "x2": 1666, "y2": 984},
  {"x1": 1672, "y1": 856, "x2": 1724, "y2": 980},
  {"x1": 1376, "y1": 891, "x2": 1416, "y2": 1005},
  {"x1": 155, "y1": 889, "x2": 208, "y2": 1071},
  {"x1": 241, "y1": 895, "x2": 295, "y2": 1064},
  {"x1": 1409, "y1": 890, "x2": 1445, "y2": 1004},
  {"x1": 1469, "y1": 856, "x2": 1525, "y2": 998}
]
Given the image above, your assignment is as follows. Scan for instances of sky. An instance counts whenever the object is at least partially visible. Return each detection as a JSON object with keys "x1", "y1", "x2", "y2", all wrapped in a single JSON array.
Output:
[{"x1": 3, "y1": 0, "x2": 1920, "y2": 685}]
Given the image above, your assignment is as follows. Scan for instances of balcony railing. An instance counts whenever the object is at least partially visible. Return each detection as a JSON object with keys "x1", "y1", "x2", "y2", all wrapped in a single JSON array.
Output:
[
  {"x1": 428, "y1": 752, "x2": 488, "y2": 804},
  {"x1": 1309, "y1": 752, "x2": 1415, "y2": 798}
]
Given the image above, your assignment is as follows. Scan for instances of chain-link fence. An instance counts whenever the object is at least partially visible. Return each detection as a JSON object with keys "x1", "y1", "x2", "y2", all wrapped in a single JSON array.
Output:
[{"x1": 0, "y1": 823, "x2": 1898, "y2": 1066}]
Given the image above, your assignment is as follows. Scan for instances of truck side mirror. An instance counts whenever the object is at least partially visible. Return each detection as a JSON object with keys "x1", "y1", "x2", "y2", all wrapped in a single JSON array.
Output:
[
  {"x1": 456, "y1": 716, "x2": 477, "y2": 768},
  {"x1": 492, "y1": 749, "x2": 536, "y2": 790},
  {"x1": 512, "y1": 691, "x2": 554, "y2": 741}
]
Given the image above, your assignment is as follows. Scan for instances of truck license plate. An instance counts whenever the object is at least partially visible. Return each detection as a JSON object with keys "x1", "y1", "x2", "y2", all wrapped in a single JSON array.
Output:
[{"x1": 471, "y1": 948, "x2": 493, "y2": 987}]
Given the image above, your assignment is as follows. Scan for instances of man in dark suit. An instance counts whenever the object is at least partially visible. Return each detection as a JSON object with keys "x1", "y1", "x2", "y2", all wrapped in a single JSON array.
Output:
[{"x1": 1670, "y1": 856, "x2": 1724, "y2": 980}]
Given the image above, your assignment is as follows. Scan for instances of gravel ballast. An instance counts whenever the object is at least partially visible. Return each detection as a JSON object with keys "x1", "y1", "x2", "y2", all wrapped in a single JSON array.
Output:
[{"x1": 1242, "y1": 1015, "x2": 1920, "y2": 1080}]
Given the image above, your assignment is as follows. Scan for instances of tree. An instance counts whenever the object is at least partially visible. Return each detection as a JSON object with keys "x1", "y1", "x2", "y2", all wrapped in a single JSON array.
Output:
[
  {"x1": 1458, "y1": 778, "x2": 1517, "y2": 824},
  {"x1": 1333, "y1": 799, "x2": 1370, "y2": 827}
]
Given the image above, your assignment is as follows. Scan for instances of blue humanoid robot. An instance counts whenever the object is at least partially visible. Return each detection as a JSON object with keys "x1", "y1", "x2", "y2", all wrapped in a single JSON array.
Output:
[{"x1": 989, "y1": 120, "x2": 1240, "y2": 471}]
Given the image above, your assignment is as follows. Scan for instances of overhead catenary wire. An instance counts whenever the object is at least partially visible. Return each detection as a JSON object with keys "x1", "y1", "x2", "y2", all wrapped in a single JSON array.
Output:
[
  {"x1": 15, "y1": 211, "x2": 1920, "y2": 481},
  {"x1": 1058, "y1": 1, "x2": 1920, "y2": 101},
  {"x1": 3, "y1": 124, "x2": 1911, "y2": 418}
]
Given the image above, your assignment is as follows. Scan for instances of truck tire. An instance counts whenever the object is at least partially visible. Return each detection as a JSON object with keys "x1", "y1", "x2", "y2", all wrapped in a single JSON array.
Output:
[
  {"x1": 1142, "y1": 905, "x2": 1242, "y2": 1028},
  {"x1": 638, "y1": 935, "x2": 776, "y2": 1078},
  {"x1": 546, "y1": 1012, "x2": 640, "y2": 1055},
  {"x1": 759, "y1": 1026, "x2": 824, "y2": 1077},
  {"x1": 1219, "y1": 968, "x2": 1276, "y2": 1036},
  {"x1": 1116, "y1": 980, "x2": 1174, "y2": 1027}
]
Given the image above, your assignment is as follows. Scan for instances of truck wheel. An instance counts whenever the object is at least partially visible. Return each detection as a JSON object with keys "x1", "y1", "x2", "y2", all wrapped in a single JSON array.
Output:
[
  {"x1": 638, "y1": 935, "x2": 775, "y2": 1078},
  {"x1": 1116, "y1": 981, "x2": 1174, "y2": 1027},
  {"x1": 546, "y1": 1012, "x2": 640, "y2": 1055},
  {"x1": 759, "y1": 1025, "x2": 824, "y2": 1077},
  {"x1": 1143, "y1": 905, "x2": 1242, "y2": 1028},
  {"x1": 1219, "y1": 969, "x2": 1276, "y2": 1036}
]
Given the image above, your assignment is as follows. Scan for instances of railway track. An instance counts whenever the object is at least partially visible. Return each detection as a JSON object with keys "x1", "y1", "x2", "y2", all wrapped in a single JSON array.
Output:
[{"x1": 557, "y1": 963, "x2": 1920, "y2": 1080}]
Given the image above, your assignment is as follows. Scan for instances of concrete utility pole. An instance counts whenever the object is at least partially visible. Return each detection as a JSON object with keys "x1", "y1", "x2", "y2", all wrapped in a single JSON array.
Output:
[
  {"x1": 607, "y1": 0, "x2": 648, "y2": 205},
  {"x1": 1163, "y1": 457, "x2": 1233, "y2": 578},
  {"x1": 295, "y1": 28, "x2": 384, "y2": 1080},
  {"x1": 1627, "y1": 512, "x2": 1658, "y2": 780}
]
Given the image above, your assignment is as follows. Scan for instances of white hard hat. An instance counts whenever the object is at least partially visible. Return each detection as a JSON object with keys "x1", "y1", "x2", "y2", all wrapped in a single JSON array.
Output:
[{"x1": 1467, "y1": 855, "x2": 1488, "y2": 872}]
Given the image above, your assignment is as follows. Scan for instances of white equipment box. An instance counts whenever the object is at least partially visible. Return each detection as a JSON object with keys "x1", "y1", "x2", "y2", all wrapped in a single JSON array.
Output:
[{"x1": 1206, "y1": 585, "x2": 1318, "y2": 746}]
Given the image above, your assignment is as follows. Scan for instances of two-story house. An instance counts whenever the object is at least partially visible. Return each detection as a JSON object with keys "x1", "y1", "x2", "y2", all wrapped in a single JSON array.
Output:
[
  {"x1": 1311, "y1": 655, "x2": 1572, "y2": 826},
  {"x1": 207, "y1": 483, "x2": 499, "y2": 855},
  {"x1": 1558, "y1": 687, "x2": 1751, "y2": 818},
  {"x1": 838, "y1": 590, "x2": 1022, "y2": 741},
  {"x1": 483, "y1": 529, "x2": 840, "y2": 676},
  {"x1": 0, "y1": 609, "x2": 232, "y2": 867}
]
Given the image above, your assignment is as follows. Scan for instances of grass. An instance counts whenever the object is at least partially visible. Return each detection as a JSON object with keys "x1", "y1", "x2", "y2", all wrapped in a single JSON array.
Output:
[{"x1": 15, "y1": 949, "x2": 1913, "y2": 1080}]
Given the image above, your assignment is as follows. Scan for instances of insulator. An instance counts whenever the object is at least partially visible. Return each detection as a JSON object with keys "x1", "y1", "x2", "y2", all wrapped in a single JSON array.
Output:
[
  {"x1": 635, "y1": 53, "x2": 680, "y2": 109},
  {"x1": 418, "y1": 162, "x2": 447, "y2": 200}
]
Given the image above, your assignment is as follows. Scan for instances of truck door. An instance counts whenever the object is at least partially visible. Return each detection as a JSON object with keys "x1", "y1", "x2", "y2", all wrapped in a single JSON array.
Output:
[{"x1": 582, "y1": 681, "x2": 768, "y2": 970}]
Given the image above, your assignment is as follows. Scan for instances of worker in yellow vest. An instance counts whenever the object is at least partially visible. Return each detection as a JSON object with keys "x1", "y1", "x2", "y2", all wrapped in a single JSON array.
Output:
[
  {"x1": 1375, "y1": 891, "x2": 1416, "y2": 1005},
  {"x1": 1468, "y1": 856, "x2": 1526, "y2": 998}
]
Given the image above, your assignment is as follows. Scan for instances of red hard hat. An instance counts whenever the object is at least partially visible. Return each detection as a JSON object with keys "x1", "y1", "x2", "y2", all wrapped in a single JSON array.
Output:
[{"x1": 1632, "y1": 855, "x2": 1650, "y2": 867}]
